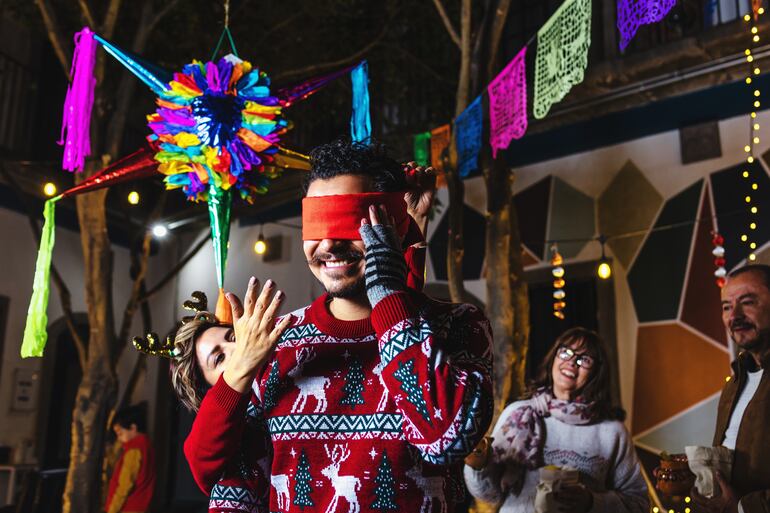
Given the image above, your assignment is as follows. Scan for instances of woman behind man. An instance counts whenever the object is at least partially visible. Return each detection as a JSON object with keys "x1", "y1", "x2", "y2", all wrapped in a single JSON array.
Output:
[{"x1": 464, "y1": 327, "x2": 648, "y2": 512}]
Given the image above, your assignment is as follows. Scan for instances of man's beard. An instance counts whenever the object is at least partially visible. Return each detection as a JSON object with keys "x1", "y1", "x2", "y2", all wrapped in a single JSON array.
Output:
[{"x1": 327, "y1": 275, "x2": 366, "y2": 299}]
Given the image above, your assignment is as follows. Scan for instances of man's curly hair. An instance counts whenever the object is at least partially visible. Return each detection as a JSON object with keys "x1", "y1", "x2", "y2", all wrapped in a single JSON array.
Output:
[
  {"x1": 303, "y1": 137, "x2": 407, "y2": 195},
  {"x1": 169, "y1": 312, "x2": 226, "y2": 412}
]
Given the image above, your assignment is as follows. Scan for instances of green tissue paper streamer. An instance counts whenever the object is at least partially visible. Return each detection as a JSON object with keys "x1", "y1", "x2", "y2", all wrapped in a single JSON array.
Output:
[
  {"x1": 208, "y1": 184, "x2": 232, "y2": 289},
  {"x1": 413, "y1": 132, "x2": 431, "y2": 167},
  {"x1": 21, "y1": 197, "x2": 59, "y2": 357}
]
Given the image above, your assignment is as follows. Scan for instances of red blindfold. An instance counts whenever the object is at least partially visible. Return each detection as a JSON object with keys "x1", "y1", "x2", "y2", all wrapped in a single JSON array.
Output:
[{"x1": 301, "y1": 192, "x2": 410, "y2": 240}]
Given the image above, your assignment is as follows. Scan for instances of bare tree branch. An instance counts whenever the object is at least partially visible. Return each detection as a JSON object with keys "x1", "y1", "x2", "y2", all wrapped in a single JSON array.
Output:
[
  {"x1": 430, "y1": 0, "x2": 461, "y2": 48},
  {"x1": 488, "y1": 0, "x2": 512, "y2": 73},
  {"x1": 0, "y1": 164, "x2": 87, "y2": 370},
  {"x1": 147, "y1": 0, "x2": 182, "y2": 33},
  {"x1": 256, "y1": 9, "x2": 305, "y2": 45},
  {"x1": 273, "y1": 19, "x2": 391, "y2": 82},
  {"x1": 34, "y1": 0, "x2": 72, "y2": 81},
  {"x1": 101, "y1": 0, "x2": 123, "y2": 39},
  {"x1": 78, "y1": 0, "x2": 97, "y2": 28},
  {"x1": 138, "y1": 233, "x2": 211, "y2": 305},
  {"x1": 380, "y1": 43, "x2": 457, "y2": 89},
  {"x1": 116, "y1": 192, "x2": 166, "y2": 355}
]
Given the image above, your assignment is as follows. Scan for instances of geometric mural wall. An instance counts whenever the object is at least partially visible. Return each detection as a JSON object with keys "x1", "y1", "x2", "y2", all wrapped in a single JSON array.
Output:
[
  {"x1": 711, "y1": 160, "x2": 770, "y2": 269},
  {"x1": 512, "y1": 176, "x2": 595, "y2": 261},
  {"x1": 547, "y1": 177, "x2": 595, "y2": 259},
  {"x1": 627, "y1": 180, "x2": 702, "y2": 323},
  {"x1": 629, "y1": 179, "x2": 732, "y2": 452},
  {"x1": 598, "y1": 161, "x2": 663, "y2": 269},
  {"x1": 425, "y1": 154, "x2": 767, "y2": 456}
]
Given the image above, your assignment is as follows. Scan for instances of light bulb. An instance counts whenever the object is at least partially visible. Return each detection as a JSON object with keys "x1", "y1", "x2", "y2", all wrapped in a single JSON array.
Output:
[
  {"x1": 752, "y1": 206, "x2": 758, "y2": 213},
  {"x1": 755, "y1": 68, "x2": 761, "y2": 75},
  {"x1": 751, "y1": 222, "x2": 757, "y2": 229},
  {"x1": 760, "y1": 7, "x2": 766, "y2": 14},
  {"x1": 749, "y1": 55, "x2": 755, "y2": 62},
  {"x1": 755, "y1": 90, "x2": 761, "y2": 96},
  {"x1": 597, "y1": 261, "x2": 612, "y2": 280},
  {"x1": 755, "y1": 123, "x2": 761, "y2": 130},
  {"x1": 254, "y1": 237, "x2": 267, "y2": 255},
  {"x1": 752, "y1": 26, "x2": 758, "y2": 34},
  {"x1": 128, "y1": 191, "x2": 140, "y2": 205},
  {"x1": 747, "y1": 77, "x2": 753, "y2": 84},
  {"x1": 752, "y1": 112, "x2": 758, "y2": 118},
  {"x1": 745, "y1": 13, "x2": 752, "y2": 21},
  {"x1": 748, "y1": 156, "x2": 755, "y2": 163},
  {"x1": 744, "y1": 170, "x2": 751, "y2": 177},
  {"x1": 754, "y1": 35, "x2": 760, "y2": 43},
  {"x1": 43, "y1": 182, "x2": 57, "y2": 197},
  {"x1": 745, "y1": 145, "x2": 752, "y2": 152},
  {"x1": 753, "y1": 183, "x2": 759, "y2": 190},
  {"x1": 755, "y1": 101, "x2": 761, "y2": 108},
  {"x1": 552, "y1": 266, "x2": 565, "y2": 278},
  {"x1": 746, "y1": 49, "x2": 752, "y2": 55},
  {"x1": 751, "y1": 242, "x2": 757, "y2": 249},
  {"x1": 742, "y1": 234, "x2": 749, "y2": 242},
  {"x1": 750, "y1": 253, "x2": 757, "y2": 261},
  {"x1": 754, "y1": 137, "x2": 761, "y2": 143},
  {"x1": 152, "y1": 224, "x2": 168, "y2": 238},
  {"x1": 746, "y1": 195, "x2": 753, "y2": 203}
]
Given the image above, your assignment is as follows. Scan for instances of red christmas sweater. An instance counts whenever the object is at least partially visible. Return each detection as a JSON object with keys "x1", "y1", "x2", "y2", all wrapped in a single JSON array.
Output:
[{"x1": 184, "y1": 290, "x2": 493, "y2": 513}]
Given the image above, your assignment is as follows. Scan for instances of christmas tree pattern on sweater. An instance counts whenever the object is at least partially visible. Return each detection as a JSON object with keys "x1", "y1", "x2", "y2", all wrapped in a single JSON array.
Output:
[{"x1": 184, "y1": 292, "x2": 494, "y2": 513}]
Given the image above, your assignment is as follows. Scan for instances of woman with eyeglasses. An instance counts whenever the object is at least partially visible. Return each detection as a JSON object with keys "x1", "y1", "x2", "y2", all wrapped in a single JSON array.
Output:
[{"x1": 464, "y1": 327, "x2": 648, "y2": 512}]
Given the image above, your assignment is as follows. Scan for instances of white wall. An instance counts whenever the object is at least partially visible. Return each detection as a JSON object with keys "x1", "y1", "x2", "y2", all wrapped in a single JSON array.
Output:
[
  {"x1": 0, "y1": 206, "x2": 178, "y2": 460},
  {"x1": 175, "y1": 217, "x2": 317, "y2": 320}
]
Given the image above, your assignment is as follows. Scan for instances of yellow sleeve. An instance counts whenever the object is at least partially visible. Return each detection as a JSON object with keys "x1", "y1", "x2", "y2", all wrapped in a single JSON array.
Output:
[{"x1": 107, "y1": 448, "x2": 142, "y2": 513}]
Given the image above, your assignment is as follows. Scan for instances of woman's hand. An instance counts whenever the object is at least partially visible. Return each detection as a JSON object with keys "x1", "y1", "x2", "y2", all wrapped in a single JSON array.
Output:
[
  {"x1": 222, "y1": 277, "x2": 293, "y2": 393},
  {"x1": 465, "y1": 436, "x2": 493, "y2": 470},
  {"x1": 403, "y1": 162, "x2": 436, "y2": 236},
  {"x1": 554, "y1": 484, "x2": 593, "y2": 513}
]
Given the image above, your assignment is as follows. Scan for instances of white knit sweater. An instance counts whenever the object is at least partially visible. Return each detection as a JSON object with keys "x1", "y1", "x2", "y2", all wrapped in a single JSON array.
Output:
[{"x1": 464, "y1": 400, "x2": 649, "y2": 513}]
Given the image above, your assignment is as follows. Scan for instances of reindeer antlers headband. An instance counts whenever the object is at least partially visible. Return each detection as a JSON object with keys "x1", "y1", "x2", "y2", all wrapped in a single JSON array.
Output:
[{"x1": 132, "y1": 291, "x2": 218, "y2": 359}]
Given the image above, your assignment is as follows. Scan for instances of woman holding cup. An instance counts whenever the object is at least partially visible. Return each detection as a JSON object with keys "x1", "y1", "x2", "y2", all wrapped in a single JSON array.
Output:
[{"x1": 464, "y1": 327, "x2": 648, "y2": 512}]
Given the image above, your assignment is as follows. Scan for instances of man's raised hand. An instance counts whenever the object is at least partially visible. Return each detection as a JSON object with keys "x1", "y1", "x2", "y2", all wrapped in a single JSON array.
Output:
[{"x1": 222, "y1": 277, "x2": 293, "y2": 393}]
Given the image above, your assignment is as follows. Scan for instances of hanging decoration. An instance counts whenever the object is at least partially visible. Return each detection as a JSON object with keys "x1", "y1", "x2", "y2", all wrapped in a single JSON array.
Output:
[
  {"x1": 455, "y1": 96, "x2": 483, "y2": 178},
  {"x1": 350, "y1": 61, "x2": 372, "y2": 143},
  {"x1": 413, "y1": 132, "x2": 431, "y2": 167},
  {"x1": 551, "y1": 245, "x2": 566, "y2": 320},
  {"x1": 430, "y1": 124, "x2": 451, "y2": 188},
  {"x1": 712, "y1": 232, "x2": 727, "y2": 288},
  {"x1": 22, "y1": 21, "x2": 371, "y2": 357},
  {"x1": 488, "y1": 47, "x2": 528, "y2": 157},
  {"x1": 534, "y1": 0, "x2": 592, "y2": 120},
  {"x1": 742, "y1": 5, "x2": 764, "y2": 263},
  {"x1": 616, "y1": 0, "x2": 677, "y2": 52}
]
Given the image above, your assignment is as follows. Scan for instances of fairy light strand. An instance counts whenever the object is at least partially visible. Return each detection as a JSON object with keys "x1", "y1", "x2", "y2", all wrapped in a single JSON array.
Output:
[{"x1": 744, "y1": 4, "x2": 765, "y2": 262}]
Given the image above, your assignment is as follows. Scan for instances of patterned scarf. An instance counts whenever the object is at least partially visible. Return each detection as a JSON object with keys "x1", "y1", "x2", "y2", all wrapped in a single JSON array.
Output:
[{"x1": 493, "y1": 387, "x2": 598, "y2": 470}]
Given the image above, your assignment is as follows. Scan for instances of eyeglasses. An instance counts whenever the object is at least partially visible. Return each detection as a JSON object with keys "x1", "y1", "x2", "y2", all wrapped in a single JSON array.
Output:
[{"x1": 557, "y1": 346, "x2": 594, "y2": 369}]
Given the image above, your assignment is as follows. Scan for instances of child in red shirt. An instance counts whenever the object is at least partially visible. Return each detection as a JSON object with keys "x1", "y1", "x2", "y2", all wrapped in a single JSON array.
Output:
[{"x1": 105, "y1": 405, "x2": 156, "y2": 513}]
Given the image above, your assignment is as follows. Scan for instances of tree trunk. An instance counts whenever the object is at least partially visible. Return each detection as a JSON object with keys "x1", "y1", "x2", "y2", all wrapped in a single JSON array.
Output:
[
  {"x1": 446, "y1": 0, "x2": 473, "y2": 303},
  {"x1": 63, "y1": 366, "x2": 116, "y2": 513},
  {"x1": 484, "y1": 157, "x2": 530, "y2": 419},
  {"x1": 62, "y1": 183, "x2": 118, "y2": 513}
]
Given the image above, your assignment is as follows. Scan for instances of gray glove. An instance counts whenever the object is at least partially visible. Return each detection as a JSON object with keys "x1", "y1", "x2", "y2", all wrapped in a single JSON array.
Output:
[{"x1": 359, "y1": 222, "x2": 407, "y2": 307}]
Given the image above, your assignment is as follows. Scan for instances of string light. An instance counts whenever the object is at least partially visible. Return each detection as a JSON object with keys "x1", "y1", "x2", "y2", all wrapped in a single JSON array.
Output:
[
  {"x1": 597, "y1": 236, "x2": 612, "y2": 280},
  {"x1": 744, "y1": 2, "x2": 763, "y2": 264},
  {"x1": 151, "y1": 224, "x2": 169, "y2": 238},
  {"x1": 551, "y1": 245, "x2": 566, "y2": 320},
  {"x1": 254, "y1": 226, "x2": 267, "y2": 255},
  {"x1": 128, "y1": 191, "x2": 140, "y2": 205},
  {"x1": 43, "y1": 182, "x2": 57, "y2": 197}
]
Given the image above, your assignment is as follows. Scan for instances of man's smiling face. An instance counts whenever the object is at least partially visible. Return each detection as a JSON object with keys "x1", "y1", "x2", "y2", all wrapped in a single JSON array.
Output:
[
  {"x1": 303, "y1": 174, "x2": 370, "y2": 299},
  {"x1": 721, "y1": 270, "x2": 770, "y2": 352}
]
